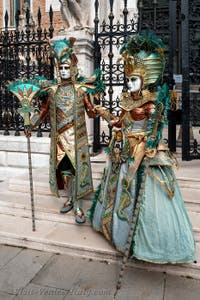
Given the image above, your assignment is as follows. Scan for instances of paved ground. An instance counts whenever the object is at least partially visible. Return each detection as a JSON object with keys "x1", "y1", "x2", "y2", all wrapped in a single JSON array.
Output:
[{"x1": 0, "y1": 245, "x2": 200, "y2": 300}]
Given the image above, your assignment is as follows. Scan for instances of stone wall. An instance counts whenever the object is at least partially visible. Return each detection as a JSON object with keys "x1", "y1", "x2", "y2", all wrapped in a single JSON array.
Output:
[{"x1": 0, "y1": 135, "x2": 50, "y2": 181}]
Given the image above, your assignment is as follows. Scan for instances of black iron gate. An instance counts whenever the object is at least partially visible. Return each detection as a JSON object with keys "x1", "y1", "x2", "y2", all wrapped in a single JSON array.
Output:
[
  {"x1": 93, "y1": 0, "x2": 174, "y2": 152},
  {"x1": 0, "y1": 7, "x2": 54, "y2": 136},
  {"x1": 0, "y1": 1, "x2": 199, "y2": 160},
  {"x1": 93, "y1": 0, "x2": 138, "y2": 152},
  {"x1": 138, "y1": 0, "x2": 182, "y2": 154},
  {"x1": 181, "y1": 0, "x2": 200, "y2": 160},
  {"x1": 93, "y1": 0, "x2": 200, "y2": 160}
]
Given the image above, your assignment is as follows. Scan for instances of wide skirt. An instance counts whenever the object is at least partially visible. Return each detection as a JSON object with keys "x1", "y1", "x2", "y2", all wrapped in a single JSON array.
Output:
[{"x1": 89, "y1": 152, "x2": 195, "y2": 263}]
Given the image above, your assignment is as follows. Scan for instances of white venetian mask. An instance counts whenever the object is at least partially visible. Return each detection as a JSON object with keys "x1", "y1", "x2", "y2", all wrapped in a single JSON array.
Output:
[
  {"x1": 59, "y1": 63, "x2": 71, "y2": 79},
  {"x1": 126, "y1": 76, "x2": 142, "y2": 93}
]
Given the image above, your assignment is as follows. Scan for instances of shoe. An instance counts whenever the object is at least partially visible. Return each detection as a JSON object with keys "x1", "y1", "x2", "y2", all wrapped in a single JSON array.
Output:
[
  {"x1": 74, "y1": 207, "x2": 86, "y2": 224},
  {"x1": 60, "y1": 199, "x2": 73, "y2": 214}
]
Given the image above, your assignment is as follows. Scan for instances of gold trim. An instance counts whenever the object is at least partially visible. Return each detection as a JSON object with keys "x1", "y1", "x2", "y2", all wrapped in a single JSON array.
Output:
[
  {"x1": 147, "y1": 167, "x2": 175, "y2": 199},
  {"x1": 77, "y1": 140, "x2": 87, "y2": 149},
  {"x1": 77, "y1": 187, "x2": 93, "y2": 199},
  {"x1": 120, "y1": 89, "x2": 157, "y2": 111}
]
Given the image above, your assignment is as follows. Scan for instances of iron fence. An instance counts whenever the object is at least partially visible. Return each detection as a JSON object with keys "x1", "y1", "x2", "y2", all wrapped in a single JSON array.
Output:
[
  {"x1": 0, "y1": 7, "x2": 54, "y2": 136},
  {"x1": 93, "y1": 0, "x2": 138, "y2": 152},
  {"x1": 93, "y1": 0, "x2": 173, "y2": 152},
  {"x1": 0, "y1": 1, "x2": 199, "y2": 160},
  {"x1": 93, "y1": 0, "x2": 200, "y2": 160},
  {"x1": 181, "y1": 0, "x2": 200, "y2": 159}
]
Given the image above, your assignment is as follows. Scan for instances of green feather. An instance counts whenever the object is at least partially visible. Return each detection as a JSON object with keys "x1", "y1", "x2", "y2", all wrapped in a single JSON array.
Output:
[
  {"x1": 104, "y1": 147, "x2": 110, "y2": 154},
  {"x1": 146, "y1": 83, "x2": 170, "y2": 150},
  {"x1": 77, "y1": 68, "x2": 105, "y2": 95},
  {"x1": 120, "y1": 30, "x2": 166, "y2": 57}
]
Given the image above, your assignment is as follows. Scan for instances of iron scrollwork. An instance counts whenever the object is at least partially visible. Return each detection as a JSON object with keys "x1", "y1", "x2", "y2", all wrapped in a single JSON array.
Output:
[
  {"x1": 0, "y1": 7, "x2": 54, "y2": 136},
  {"x1": 93, "y1": 0, "x2": 138, "y2": 152}
]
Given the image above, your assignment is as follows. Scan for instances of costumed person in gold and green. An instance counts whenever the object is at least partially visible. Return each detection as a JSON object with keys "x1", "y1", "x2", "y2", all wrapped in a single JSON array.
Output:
[
  {"x1": 27, "y1": 38, "x2": 104, "y2": 224},
  {"x1": 88, "y1": 32, "x2": 195, "y2": 263}
]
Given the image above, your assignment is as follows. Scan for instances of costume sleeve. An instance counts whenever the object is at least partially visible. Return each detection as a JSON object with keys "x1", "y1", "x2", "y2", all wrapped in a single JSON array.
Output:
[
  {"x1": 145, "y1": 101, "x2": 167, "y2": 158},
  {"x1": 83, "y1": 93, "x2": 97, "y2": 118},
  {"x1": 94, "y1": 105, "x2": 124, "y2": 127},
  {"x1": 30, "y1": 96, "x2": 50, "y2": 129},
  {"x1": 145, "y1": 84, "x2": 170, "y2": 157},
  {"x1": 110, "y1": 109, "x2": 126, "y2": 128}
]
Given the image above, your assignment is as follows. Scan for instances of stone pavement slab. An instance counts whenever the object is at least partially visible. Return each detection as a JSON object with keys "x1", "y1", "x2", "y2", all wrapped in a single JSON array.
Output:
[
  {"x1": 118, "y1": 267, "x2": 164, "y2": 300},
  {"x1": 0, "y1": 248, "x2": 52, "y2": 294},
  {"x1": 0, "y1": 246, "x2": 200, "y2": 300},
  {"x1": 31, "y1": 253, "x2": 164, "y2": 300},
  {"x1": 13, "y1": 283, "x2": 67, "y2": 300},
  {"x1": 0, "y1": 245, "x2": 22, "y2": 269},
  {"x1": 32, "y1": 255, "x2": 117, "y2": 291},
  {"x1": 64, "y1": 291, "x2": 112, "y2": 300},
  {"x1": 0, "y1": 291, "x2": 15, "y2": 300},
  {"x1": 164, "y1": 274, "x2": 200, "y2": 300}
]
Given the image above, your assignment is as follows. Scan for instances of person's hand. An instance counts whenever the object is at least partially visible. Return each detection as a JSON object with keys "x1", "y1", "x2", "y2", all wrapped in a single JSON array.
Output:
[
  {"x1": 94, "y1": 105, "x2": 103, "y2": 114},
  {"x1": 109, "y1": 117, "x2": 120, "y2": 126}
]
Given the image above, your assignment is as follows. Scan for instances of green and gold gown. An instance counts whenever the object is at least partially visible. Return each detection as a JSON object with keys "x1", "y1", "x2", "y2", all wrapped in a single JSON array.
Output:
[
  {"x1": 31, "y1": 80, "x2": 97, "y2": 199},
  {"x1": 89, "y1": 84, "x2": 195, "y2": 263}
]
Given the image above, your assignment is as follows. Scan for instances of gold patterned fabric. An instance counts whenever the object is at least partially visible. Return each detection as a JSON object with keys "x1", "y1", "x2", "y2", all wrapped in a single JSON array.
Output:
[{"x1": 31, "y1": 84, "x2": 95, "y2": 198}]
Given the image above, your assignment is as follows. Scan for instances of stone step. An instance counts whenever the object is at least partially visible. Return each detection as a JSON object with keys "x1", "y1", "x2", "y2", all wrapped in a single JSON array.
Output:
[
  {"x1": 178, "y1": 179, "x2": 200, "y2": 190},
  {"x1": 0, "y1": 200, "x2": 90, "y2": 227},
  {"x1": 7, "y1": 165, "x2": 200, "y2": 210},
  {"x1": 0, "y1": 212, "x2": 199, "y2": 280},
  {"x1": 1, "y1": 176, "x2": 200, "y2": 280},
  {"x1": 0, "y1": 185, "x2": 200, "y2": 244},
  {"x1": 0, "y1": 188, "x2": 92, "y2": 226},
  {"x1": 0, "y1": 177, "x2": 91, "y2": 214},
  {"x1": 6, "y1": 157, "x2": 200, "y2": 218},
  {"x1": 8, "y1": 163, "x2": 200, "y2": 188},
  {"x1": 7, "y1": 182, "x2": 200, "y2": 219},
  {"x1": 188, "y1": 211, "x2": 200, "y2": 242},
  {"x1": 181, "y1": 188, "x2": 200, "y2": 213}
]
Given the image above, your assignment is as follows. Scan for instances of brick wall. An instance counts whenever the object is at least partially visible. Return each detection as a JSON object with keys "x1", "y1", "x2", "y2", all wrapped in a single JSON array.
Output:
[
  {"x1": 0, "y1": 1, "x2": 3, "y2": 15},
  {"x1": 32, "y1": 1, "x2": 63, "y2": 36},
  {"x1": 0, "y1": 1, "x2": 3, "y2": 28},
  {"x1": 0, "y1": 1, "x2": 63, "y2": 35}
]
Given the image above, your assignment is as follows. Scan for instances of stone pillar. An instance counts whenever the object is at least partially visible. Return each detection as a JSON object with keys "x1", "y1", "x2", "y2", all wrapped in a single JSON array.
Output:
[{"x1": 51, "y1": 30, "x2": 95, "y2": 145}]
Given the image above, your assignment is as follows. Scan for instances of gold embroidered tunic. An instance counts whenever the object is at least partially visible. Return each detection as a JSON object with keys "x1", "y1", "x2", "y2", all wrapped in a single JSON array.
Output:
[{"x1": 31, "y1": 82, "x2": 96, "y2": 198}]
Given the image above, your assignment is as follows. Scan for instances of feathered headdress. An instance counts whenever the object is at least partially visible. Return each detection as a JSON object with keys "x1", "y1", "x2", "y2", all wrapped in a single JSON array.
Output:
[
  {"x1": 50, "y1": 37, "x2": 78, "y2": 82},
  {"x1": 119, "y1": 31, "x2": 166, "y2": 87},
  {"x1": 50, "y1": 37, "x2": 78, "y2": 65},
  {"x1": 120, "y1": 31, "x2": 166, "y2": 58}
]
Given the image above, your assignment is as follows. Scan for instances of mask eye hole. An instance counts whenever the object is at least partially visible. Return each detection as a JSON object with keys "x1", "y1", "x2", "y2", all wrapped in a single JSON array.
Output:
[
  {"x1": 126, "y1": 77, "x2": 137, "y2": 83},
  {"x1": 59, "y1": 65, "x2": 70, "y2": 70}
]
